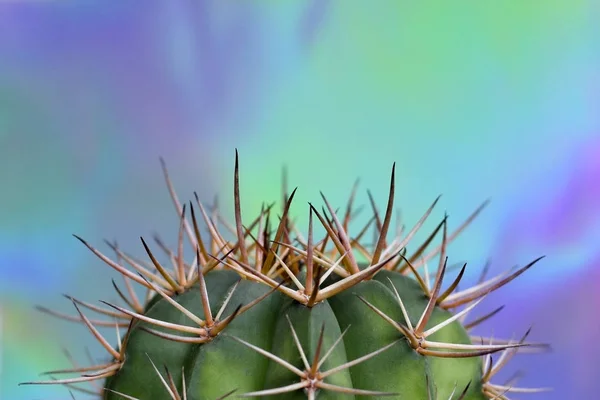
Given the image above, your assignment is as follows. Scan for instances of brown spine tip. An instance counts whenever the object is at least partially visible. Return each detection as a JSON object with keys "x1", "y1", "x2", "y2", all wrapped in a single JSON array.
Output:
[
  {"x1": 371, "y1": 162, "x2": 395, "y2": 265},
  {"x1": 234, "y1": 149, "x2": 249, "y2": 266}
]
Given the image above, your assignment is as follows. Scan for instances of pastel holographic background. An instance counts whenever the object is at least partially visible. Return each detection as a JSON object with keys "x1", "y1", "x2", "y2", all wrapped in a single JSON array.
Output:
[{"x1": 2, "y1": 1, "x2": 599, "y2": 399}]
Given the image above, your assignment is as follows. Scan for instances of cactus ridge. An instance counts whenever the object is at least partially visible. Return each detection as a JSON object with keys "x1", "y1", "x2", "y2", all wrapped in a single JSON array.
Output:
[{"x1": 21, "y1": 151, "x2": 551, "y2": 399}]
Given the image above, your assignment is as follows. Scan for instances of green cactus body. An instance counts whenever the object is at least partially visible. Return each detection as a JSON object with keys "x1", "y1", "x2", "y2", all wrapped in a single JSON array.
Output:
[
  {"x1": 22, "y1": 153, "x2": 548, "y2": 399},
  {"x1": 104, "y1": 269, "x2": 484, "y2": 400}
]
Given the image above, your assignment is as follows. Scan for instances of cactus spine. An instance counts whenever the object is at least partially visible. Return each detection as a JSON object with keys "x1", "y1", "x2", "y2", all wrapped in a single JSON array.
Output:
[{"x1": 21, "y1": 152, "x2": 550, "y2": 399}]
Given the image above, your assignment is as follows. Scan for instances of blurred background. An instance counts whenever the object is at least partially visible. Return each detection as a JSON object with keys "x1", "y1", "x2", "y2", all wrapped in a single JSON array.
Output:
[{"x1": 1, "y1": 1, "x2": 599, "y2": 399}]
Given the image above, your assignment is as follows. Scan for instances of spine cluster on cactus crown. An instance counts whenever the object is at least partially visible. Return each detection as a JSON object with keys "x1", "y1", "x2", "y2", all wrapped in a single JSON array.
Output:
[{"x1": 21, "y1": 151, "x2": 551, "y2": 399}]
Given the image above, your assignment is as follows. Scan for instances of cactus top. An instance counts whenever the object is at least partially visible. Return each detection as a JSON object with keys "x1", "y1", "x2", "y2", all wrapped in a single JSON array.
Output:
[{"x1": 21, "y1": 152, "x2": 549, "y2": 399}]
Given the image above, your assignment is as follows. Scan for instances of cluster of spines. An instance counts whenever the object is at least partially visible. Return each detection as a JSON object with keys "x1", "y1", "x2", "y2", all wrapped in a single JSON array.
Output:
[{"x1": 21, "y1": 151, "x2": 551, "y2": 399}]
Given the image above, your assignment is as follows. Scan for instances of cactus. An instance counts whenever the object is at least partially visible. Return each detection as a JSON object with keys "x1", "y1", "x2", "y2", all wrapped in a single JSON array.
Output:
[{"x1": 21, "y1": 152, "x2": 550, "y2": 399}]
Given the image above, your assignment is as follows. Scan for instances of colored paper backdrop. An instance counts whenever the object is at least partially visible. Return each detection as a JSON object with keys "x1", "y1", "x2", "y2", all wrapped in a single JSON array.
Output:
[{"x1": 1, "y1": 1, "x2": 599, "y2": 399}]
